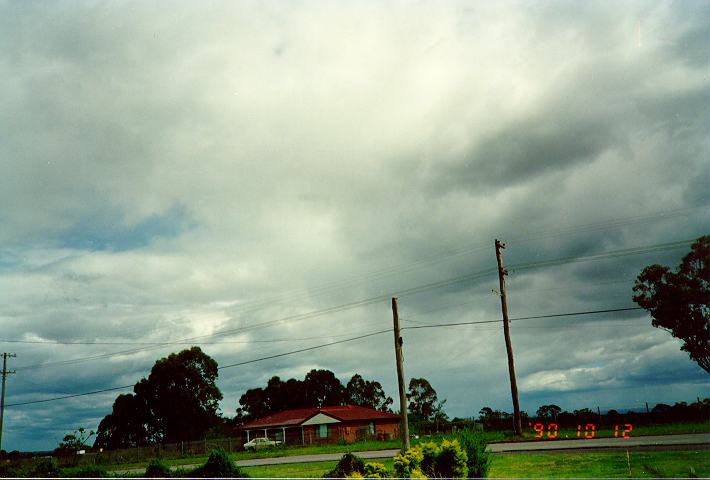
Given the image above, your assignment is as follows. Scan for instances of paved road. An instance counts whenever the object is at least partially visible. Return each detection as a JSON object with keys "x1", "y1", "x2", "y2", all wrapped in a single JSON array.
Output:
[{"x1": 111, "y1": 433, "x2": 709, "y2": 474}]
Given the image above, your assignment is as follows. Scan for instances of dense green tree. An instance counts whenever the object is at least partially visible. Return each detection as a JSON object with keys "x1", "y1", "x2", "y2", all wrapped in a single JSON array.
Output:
[
  {"x1": 407, "y1": 378, "x2": 443, "y2": 421},
  {"x1": 94, "y1": 394, "x2": 149, "y2": 449},
  {"x1": 344, "y1": 374, "x2": 393, "y2": 411},
  {"x1": 137, "y1": 347, "x2": 222, "y2": 443},
  {"x1": 304, "y1": 369, "x2": 344, "y2": 407},
  {"x1": 633, "y1": 235, "x2": 710, "y2": 374},
  {"x1": 95, "y1": 347, "x2": 222, "y2": 448},
  {"x1": 237, "y1": 370, "x2": 397, "y2": 421},
  {"x1": 536, "y1": 404, "x2": 562, "y2": 421}
]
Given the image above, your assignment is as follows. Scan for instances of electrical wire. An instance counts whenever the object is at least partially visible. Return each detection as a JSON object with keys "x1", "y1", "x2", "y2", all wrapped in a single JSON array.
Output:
[
  {"x1": 507, "y1": 239, "x2": 693, "y2": 272},
  {"x1": 5, "y1": 329, "x2": 392, "y2": 408},
  {"x1": 7, "y1": 305, "x2": 649, "y2": 408},
  {"x1": 0, "y1": 321, "x2": 386, "y2": 346},
  {"x1": 12, "y1": 237, "x2": 692, "y2": 372},
  {"x1": 12, "y1": 268, "x2": 500, "y2": 371},
  {"x1": 71, "y1": 204, "x2": 708, "y2": 340},
  {"x1": 401, "y1": 307, "x2": 644, "y2": 330}
]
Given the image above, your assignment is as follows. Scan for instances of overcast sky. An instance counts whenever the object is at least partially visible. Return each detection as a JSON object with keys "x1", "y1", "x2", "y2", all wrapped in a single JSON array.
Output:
[{"x1": 1, "y1": 0, "x2": 708, "y2": 452}]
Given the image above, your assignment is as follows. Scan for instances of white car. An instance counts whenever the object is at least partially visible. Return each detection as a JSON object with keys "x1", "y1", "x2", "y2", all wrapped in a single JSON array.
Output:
[{"x1": 243, "y1": 436, "x2": 282, "y2": 451}]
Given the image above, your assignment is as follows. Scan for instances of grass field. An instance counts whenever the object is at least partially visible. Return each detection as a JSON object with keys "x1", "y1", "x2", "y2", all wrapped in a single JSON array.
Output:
[
  {"x1": 489, "y1": 449, "x2": 710, "y2": 478},
  {"x1": 239, "y1": 450, "x2": 710, "y2": 478}
]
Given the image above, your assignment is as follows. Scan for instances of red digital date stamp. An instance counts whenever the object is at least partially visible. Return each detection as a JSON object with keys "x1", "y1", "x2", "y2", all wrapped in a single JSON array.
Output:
[{"x1": 529, "y1": 423, "x2": 633, "y2": 439}]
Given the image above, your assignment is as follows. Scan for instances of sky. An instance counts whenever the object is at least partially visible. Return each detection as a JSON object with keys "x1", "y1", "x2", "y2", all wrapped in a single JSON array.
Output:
[{"x1": 0, "y1": 0, "x2": 708, "y2": 452}]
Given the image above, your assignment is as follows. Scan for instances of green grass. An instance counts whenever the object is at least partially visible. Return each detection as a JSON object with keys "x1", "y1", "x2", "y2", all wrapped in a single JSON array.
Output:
[
  {"x1": 240, "y1": 450, "x2": 710, "y2": 478},
  {"x1": 105, "y1": 439, "x2": 400, "y2": 471},
  {"x1": 490, "y1": 449, "x2": 710, "y2": 478},
  {"x1": 242, "y1": 458, "x2": 395, "y2": 478}
]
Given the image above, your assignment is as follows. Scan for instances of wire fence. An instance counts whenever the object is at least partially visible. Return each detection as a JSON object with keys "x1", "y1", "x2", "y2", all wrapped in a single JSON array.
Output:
[{"x1": 56, "y1": 436, "x2": 242, "y2": 467}]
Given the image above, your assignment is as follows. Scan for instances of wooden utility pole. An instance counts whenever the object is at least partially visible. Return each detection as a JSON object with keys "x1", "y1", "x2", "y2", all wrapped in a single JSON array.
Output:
[
  {"x1": 0, "y1": 353, "x2": 16, "y2": 452},
  {"x1": 392, "y1": 298, "x2": 410, "y2": 451},
  {"x1": 495, "y1": 240, "x2": 522, "y2": 436}
]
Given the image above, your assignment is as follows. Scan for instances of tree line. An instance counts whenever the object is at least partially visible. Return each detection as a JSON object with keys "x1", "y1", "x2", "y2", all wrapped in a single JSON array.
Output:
[
  {"x1": 236, "y1": 370, "x2": 393, "y2": 422},
  {"x1": 92, "y1": 345, "x2": 447, "y2": 449}
]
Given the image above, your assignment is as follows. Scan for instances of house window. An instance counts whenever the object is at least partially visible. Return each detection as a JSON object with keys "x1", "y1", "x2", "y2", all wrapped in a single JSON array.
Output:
[{"x1": 318, "y1": 424, "x2": 328, "y2": 438}]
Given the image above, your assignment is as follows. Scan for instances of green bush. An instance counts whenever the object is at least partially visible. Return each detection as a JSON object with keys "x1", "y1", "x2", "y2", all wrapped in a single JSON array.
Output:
[
  {"x1": 363, "y1": 462, "x2": 389, "y2": 478},
  {"x1": 145, "y1": 458, "x2": 172, "y2": 477},
  {"x1": 324, "y1": 453, "x2": 365, "y2": 478},
  {"x1": 188, "y1": 448, "x2": 248, "y2": 478},
  {"x1": 394, "y1": 439, "x2": 468, "y2": 478},
  {"x1": 29, "y1": 458, "x2": 60, "y2": 478},
  {"x1": 435, "y1": 439, "x2": 468, "y2": 478},
  {"x1": 456, "y1": 428, "x2": 491, "y2": 478},
  {"x1": 418, "y1": 442, "x2": 438, "y2": 476},
  {"x1": 393, "y1": 446, "x2": 424, "y2": 478},
  {"x1": 0, "y1": 460, "x2": 26, "y2": 478}
]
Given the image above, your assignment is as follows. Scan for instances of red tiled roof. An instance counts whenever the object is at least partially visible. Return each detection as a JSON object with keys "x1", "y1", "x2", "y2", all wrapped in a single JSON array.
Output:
[{"x1": 237, "y1": 405, "x2": 400, "y2": 430}]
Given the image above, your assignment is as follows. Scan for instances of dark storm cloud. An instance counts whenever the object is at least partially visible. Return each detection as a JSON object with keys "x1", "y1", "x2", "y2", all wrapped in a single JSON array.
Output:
[{"x1": 432, "y1": 116, "x2": 619, "y2": 194}]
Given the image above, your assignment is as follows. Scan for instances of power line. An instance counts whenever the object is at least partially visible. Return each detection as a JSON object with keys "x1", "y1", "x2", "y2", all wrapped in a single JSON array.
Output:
[
  {"x1": 508, "y1": 239, "x2": 693, "y2": 272},
  {"x1": 12, "y1": 269, "x2": 501, "y2": 371},
  {"x1": 12, "y1": 238, "x2": 690, "y2": 372},
  {"x1": 401, "y1": 307, "x2": 644, "y2": 330},
  {"x1": 0, "y1": 324, "x2": 386, "y2": 346},
  {"x1": 5, "y1": 329, "x2": 392, "y2": 408},
  {"x1": 73, "y1": 205, "x2": 708, "y2": 341},
  {"x1": 217, "y1": 329, "x2": 391, "y2": 370},
  {"x1": 6, "y1": 305, "x2": 650, "y2": 408},
  {"x1": 5, "y1": 385, "x2": 133, "y2": 407}
]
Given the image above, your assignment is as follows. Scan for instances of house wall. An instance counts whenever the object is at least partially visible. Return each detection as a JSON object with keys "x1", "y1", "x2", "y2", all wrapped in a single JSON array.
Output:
[
  {"x1": 239, "y1": 418, "x2": 400, "y2": 446},
  {"x1": 338, "y1": 419, "x2": 400, "y2": 443}
]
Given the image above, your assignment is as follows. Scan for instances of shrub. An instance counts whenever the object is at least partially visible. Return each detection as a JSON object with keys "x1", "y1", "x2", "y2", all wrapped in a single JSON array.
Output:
[
  {"x1": 145, "y1": 458, "x2": 172, "y2": 478},
  {"x1": 188, "y1": 448, "x2": 248, "y2": 478},
  {"x1": 435, "y1": 439, "x2": 468, "y2": 478},
  {"x1": 0, "y1": 460, "x2": 26, "y2": 478},
  {"x1": 324, "y1": 453, "x2": 365, "y2": 478},
  {"x1": 456, "y1": 428, "x2": 491, "y2": 478},
  {"x1": 29, "y1": 458, "x2": 60, "y2": 478},
  {"x1": 418, "y1": 442, "x2": 439, "y2": 476},
  {"x1": 393, "y1": 446, "x2": 424, "y2": 478},
  {"x1": 394, "y1": 439, "x2": 469, "y2": 478},
  {"x1": 363, "y1": 462, "x2": 389, "y2": 478}
]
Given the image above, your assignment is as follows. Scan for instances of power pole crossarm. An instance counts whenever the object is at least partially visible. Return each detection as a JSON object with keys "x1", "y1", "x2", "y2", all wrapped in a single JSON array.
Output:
[
  {"x1": 495, "y1": 240, "x2": 522, "y2": 436},
  {"x1": 392, "y1": 298, "x2": 410, "y2": 451}
]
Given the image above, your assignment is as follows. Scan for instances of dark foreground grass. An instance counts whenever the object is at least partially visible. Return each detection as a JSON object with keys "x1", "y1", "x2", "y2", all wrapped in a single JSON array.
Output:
[{"x1": 239, "y1": 450, "x2": 710, "y2": 478}]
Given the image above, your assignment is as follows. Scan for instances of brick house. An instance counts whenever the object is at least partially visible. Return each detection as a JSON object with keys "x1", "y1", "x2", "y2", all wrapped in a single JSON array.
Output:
[{"x1": 236, "y1": 405, "x2": 400, "y2": 446}]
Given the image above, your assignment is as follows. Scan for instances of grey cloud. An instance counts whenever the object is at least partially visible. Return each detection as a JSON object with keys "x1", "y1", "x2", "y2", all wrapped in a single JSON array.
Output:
[{"x1": 1, "y1": 0, "x2": 709, "y2": 451}]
